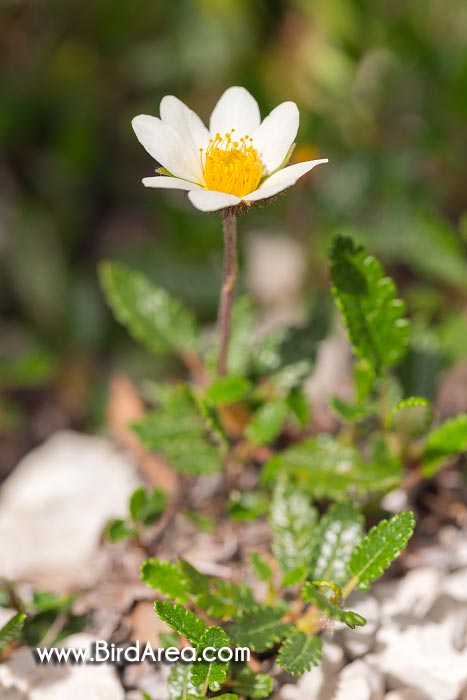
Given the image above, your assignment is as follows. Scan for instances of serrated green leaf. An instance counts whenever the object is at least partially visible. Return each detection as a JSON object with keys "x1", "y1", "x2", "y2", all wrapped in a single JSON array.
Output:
[
  {"x1": 270, "y1": 480, "x2": 318, "y2": 573},
  {"x1": 196, "y1": 579, "x2": 256, "y2": 620},
  {"x1": 346, "y1": 511, "x2": 415, "y2": 591},
  {"x1": 311, "y1": 502, "x2": 364, "y2": 585},
  {"x1": 250, "y1": 553, "x2": 273, "y2": 582},
  {"x1": 106, "y1": 518, "x2": 137, "y2": 542},
  {"x1": 264, "y1": 435, "x2": 400, "y2": 499},
  {"x1": 205, "y1": 376, "x2": 252, "y2": 406},
  {"x1": 0, "y1": 613, "x2": 26, "y2": 654},
  {"x1": 302, "y1": 583, "x2": 366, "y2": 629},
  {"x1": 130, "y1": 486, "x2": 166, "y2": 525},
  {"x1": 245, "y1": 399, "x2": 289, "y2": 446},
  {"x1": 191, "y1": 626, "x2": 230, "y2": 692},
  {"x1": 329, "y1": 236, "x2": 410, "y2": 373},
  {"x1": 233, "y1": 665, "x2": 273, "y2": 698},
  {"x1": 230, "y1": 606, "x2": 293, "y2": 653},
  {"x1": 388, "y1": 397, "x2": 432, "y2": 436},
  {"x1": 286, "y1": 388, "x2": 310, "y2": 429},
  {"x1": 154, "y1": 601, "x2": 206, "y2": 645},
  {"x1": 227, "y1": 296, "x2": 256, "y2": 375},
  {"x1": 141, "y1": 560, "x2": 188, "y2": 602},
  {"x1": 422, "y1": 414, "x2": 467, "y2": 477},
  {"x1": 277, "y1": 631, "x2": 322, "y2": 675},
  {"x1": 133, "y1": 385, "x2": 223, "y2": 475},
  {"x1": 99, "y1": 261, "x2": 199, "y2": 356},
  {"x1": 168, "y1": 663, "x2": 199, "y2": 700}
]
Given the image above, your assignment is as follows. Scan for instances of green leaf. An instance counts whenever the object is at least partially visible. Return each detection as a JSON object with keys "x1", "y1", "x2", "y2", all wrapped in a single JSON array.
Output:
[
  {"x1": 233, "y1": 665, "x2": 273, "y2": 698},
  {"x1": 302, "y1": 583, "x2": 366, "y2": 629},
  {"x1": 0, "y1": 613, "x2": 26, "y2": 654},
  {"x1": 422, "y1": 415, "x2": 467, "y2": 477},
  {"x1": 227, "y1": 296, "x2": 256, "y2": 375},
  {"x1": 388, "y1": 397, "x2": 432, "y2": 436},
  {"x1": 250, "y1": 553, "x2": 273, "y2": 582},
  {"x1": 99, "y1": 261, "x2": 199, "y2": 356},
  {"x1": 245, "y1": 399, "x2": 289, "y2": 445},
  {"x1": 270, "y1": 480, "x2": 318, "y2": 573},
  {"x1": 106, "y1": 518, "x2": 137, "y2": 542},
  {"x1": 230, "y1": 606, "x2": 293, "y2": 653},
  {"x1": 346, "y1": 511, "x2": 415, "y2": 591},
  {"x1": 191, "y1": 626, "x2": 230, "y2": 692},
  {"x1": 277, "y1": 631, "x2": 322, "y2": 675},
  {"x1": 329, "y1": 236, "x2": 410, "y2": 373},
  {"x1": 160, "y1": 631, "x2": 180, "y2": 648},
  {"x1": 130, "y1": 487, "x2": 167, "y2": 525},
  {"x1": 133, "y1": 385, "x2": 223, "y2": 475},
  {"x1": 264, "y1": 435, "x2": 400, "y2": 499},
  {"x1": 281, "y1": 567, "x2": 307, "y2": 587},
  {"x1": 331, "y1": 396, "x2": 374, "y2": 422},
  {"x1": 205, "y1": 376, "x2": 252, "y2": 406},
  {"x1": 311, "y1": 502, "x2": 364, "y2": 585},
  {"x1": 141, "y1": 560, "x2": 188, "y2": 602},
  {"x1": 226, "y1": 491, "x2": 269, "y2": 521},
  {"x1": 168, "y1": 663, "x2": 198, "y2": 700},
  {"x1": 196, "y1": 579, "x2": 256, "y2": 620},
  {"x1": 154, "y1": 601, "x2": 206, "y2": 645},
  {"x1": 286, "y1": 389, "x2": 310, "y2": 429}
]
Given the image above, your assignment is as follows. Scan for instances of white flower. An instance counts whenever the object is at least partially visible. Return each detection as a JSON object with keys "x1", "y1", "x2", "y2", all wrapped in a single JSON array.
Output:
[{"x1": 132, "y1": 86, "x2": 328, "y2": 212}]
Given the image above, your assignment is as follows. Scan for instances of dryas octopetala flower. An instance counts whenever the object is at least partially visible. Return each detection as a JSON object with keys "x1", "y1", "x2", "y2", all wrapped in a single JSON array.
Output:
[{"x1": 132, "y1": 86, "x2": 328, "y2": 212}]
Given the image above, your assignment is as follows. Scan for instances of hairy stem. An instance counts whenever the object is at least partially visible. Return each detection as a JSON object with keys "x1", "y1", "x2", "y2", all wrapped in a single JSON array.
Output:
[{"x1": 217, "y1": 209, "x2": 238, "y2": 376}]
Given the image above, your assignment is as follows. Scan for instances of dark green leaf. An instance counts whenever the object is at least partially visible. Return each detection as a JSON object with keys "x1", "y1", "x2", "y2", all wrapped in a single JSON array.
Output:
[
  {"x1": 99, "y1": 261, "x2": 199, "y2": 356},
  {"x1": 422, "y1": 415, "x2": 467, "y2": 477},
  {"x1": 245, "y1": 399, "x2": 289, "y2": 445},
  {"x1": 191, "y1": 626, "x2": 230, "y2": 692},
  {"x1": 141, "y1": 560, "x2": 188, "y2": 602},
  {"x1": 106, "y1": 518, "x2": 137, "y2": 542},
  {"x1": 277, "y1": 631, "x2": 322, "y2": 675},
  {"x1": 270, "y1": 480, "x2": 318, "y2": 573},
  {"x1": 250, "y1": 553, "x2": 273, "y2": 582},
  {"x1": 302, "y1": 584, "x2": 366, "y2": 629},
  {"x1": 154, "y1": 601, "x2": 206, "y2": 645},
  {"x1": 205, "y1": 376, "x2": 252, "y2": 406},
  {"x1": 311, "y1": 502, "x2": 364, "y2": 585},
  {"x1": 233, "y1": 665, "x2": 273, "y2": 698},
  {"x1": 0, "y1": 613, "x2": 26, "y2": 654},
  {"x1": 230, "y1": 606, "x2": 293, "y2": 653}
]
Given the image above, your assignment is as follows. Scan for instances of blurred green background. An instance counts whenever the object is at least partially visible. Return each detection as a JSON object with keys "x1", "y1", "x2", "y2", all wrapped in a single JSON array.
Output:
[{"x1": 1, "y1": 0, "x2": 467, "y2": 474}]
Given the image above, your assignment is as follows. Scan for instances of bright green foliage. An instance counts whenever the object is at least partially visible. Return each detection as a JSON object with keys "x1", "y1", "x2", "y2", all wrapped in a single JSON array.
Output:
[
  {"x1": 311, "y1": 502, "x2": 364, "y2": 584},
  {"x1": 226, "y1": 296, "x2": 256, "y2": 375},
  {"x1": 133, "y1": 385, "x2": 223, "y2": 475},
  {"x1": 330, "y1": 236, "x2": 410, "y2": 374},
  {"x1": 22, "y1": 592, "x2": 85, "y2": 646},
  {"x1": 264, "y1": 435, "x2": 399, "y2": 499},
  {"x1": 233, "y1": 665, "x2": 273, "y2": 698},
  {"x1": 226, "y1": 491, "x2": 269, "y2": 521},
  {"x1": 130, "y1": 486, "x2": 167, "y2": 525},
  {"x1": 250, "y1": 553, "x2": 273, "y2": 582},
  {"x1": 388, "y1": 397, "x2": 432, "y2": 436},
  {"x1": 142, "y1": 560, "x2": 189, "y2": 602},
  {"x1": 205, "y1": 376, "x2": 252, "y2": 406},
  {"x1": 196, "y1": 579, "x2": 256, "y2": 620},
  {"x1": 277, "y1": 631, "x2": 322, "y2": 675},
  {"x1": 230, "y1": 605, "x2": 293, "y2": 652},
  {"x1": 270, "y1": 480, "x2": 318, "y2": 573},
  {"x1": 154, "y1": 601, "x2": 206, "y2": 645},
  {"x1": 191, "y1": 626, "x2": 230, "y2": 692},
  {"x1": 0, "y1": 613, "x2": 26, "y2": 654},
  {"x1": 346, "y1": 511, "x2": 415, "y2": 591},
  {"x1": 422, "y1": 414, "x2": 467, "y2": 477},
  {"x1": 168, "y1": 664, "x2": 198, "y2": 700},
  {"x1": 302, "y1": 584, "x2": 366, "y2": 629},
  {"x1": 99, "y1": 261, "x2": 199, "y2": 357},
  {"x1": 106, "y1": 518, "x2": 137, "y2": 542},
  {"x1": 246, "y1": 399, "x2": 289, "y2": 445}
]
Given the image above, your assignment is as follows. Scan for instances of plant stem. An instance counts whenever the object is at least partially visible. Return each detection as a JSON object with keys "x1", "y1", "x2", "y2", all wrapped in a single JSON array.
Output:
[{"x1": 217, "y1": 209, "x2": 238, "y2": 376}]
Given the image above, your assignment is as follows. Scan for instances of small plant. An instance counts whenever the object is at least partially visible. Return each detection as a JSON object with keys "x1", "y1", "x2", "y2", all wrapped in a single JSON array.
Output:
[
  {"x1": 139, "y1": 487, "x2": 414, "y2": 697},
  {"x1": 106, "y1": 485, "x2": 167, "y2": 543}
]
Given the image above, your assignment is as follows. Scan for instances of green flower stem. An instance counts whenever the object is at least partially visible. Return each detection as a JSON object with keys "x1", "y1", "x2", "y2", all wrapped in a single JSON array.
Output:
[{"x1": 217, "y1": 209, "x2": 238, "y2": 376}]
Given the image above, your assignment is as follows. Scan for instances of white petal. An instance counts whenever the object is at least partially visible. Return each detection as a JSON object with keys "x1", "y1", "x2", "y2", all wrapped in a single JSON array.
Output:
[
  {"x1": 243, "y1": 159, "x2": 328, "y2": 202},
  {"x1": 160, "y1": 95, "x2": 210, "y2": 173},
  {"x1": 132, "y1": 114, "x2": 203, "y2": 184},
  {"x1": 188, "y1": 190, "x2": 241, "y2": 212},
  {"x1": 142, "y1": 176, "x2": 203, "y2": 191},
  {"x1": 209, "y1": 86, "x2": 261, "y2": 138},
  {"x1": 252, "y1": 101, "x2": 299, "y2": 175}
]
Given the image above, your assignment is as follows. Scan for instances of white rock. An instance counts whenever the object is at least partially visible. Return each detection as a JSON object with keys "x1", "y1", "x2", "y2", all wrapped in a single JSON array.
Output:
[
  {"x1": 381, "y1": 489, "x2": 409, "y2": 513},
  {"x1": 374, "y1": 622, "x2": 467, "y2": 700},
  {"x1": 339, "y1": 594, "x2": 380, "y2": 658},
  {"x1": 443, "y1": 568, "x2": 467, "y2": 602},
  {"x1": 0, "y1": 635, "x2": 124, "y2": 700},
  {"x1": 384, "y1": 690, "x2": 431, "y2": 700},
  {"x1": 0, "y1": 431, "x2": 140, "y2": 585},
  {"x1": 377, "y1": 567, "x2": 442, "y2": 622},
  {"x1": 333, "y1": 659, "x2": 384, "y2": 700}
]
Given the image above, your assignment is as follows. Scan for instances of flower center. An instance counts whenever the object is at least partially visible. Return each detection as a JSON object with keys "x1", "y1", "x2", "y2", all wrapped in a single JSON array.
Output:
[{"x1": 200, "y1": 130, "x2": 263, "y2": 197}]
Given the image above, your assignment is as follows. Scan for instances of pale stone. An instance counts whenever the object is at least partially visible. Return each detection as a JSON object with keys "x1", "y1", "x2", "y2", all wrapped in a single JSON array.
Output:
[
  {"x1": 0, "y1": 635, "x2": 124, "y2": 700},
  {"x1": 443, "y1": 568, "x2": 467, "y2": 602},
  {"x1": 377, "y1": 567, "x2": 442, "y2": 621},
  {"x1": 333, "y1": 659, "x2": 384, "y2": 700},
  {"x1": 0, "y1": 431, "x2": 140, "y2": 585},
  {"x1": 279, "y1": 641, "x2": 344, "y2": 700},
  {"x1": 384, "y1": 690, "x2": 431, "y2": 700}
]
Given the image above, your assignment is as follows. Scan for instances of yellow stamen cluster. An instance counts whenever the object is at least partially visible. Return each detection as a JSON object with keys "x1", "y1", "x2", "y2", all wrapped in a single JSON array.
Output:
[{"x1": 200, "y1": 130, "x2": 263, "y2": 198}]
